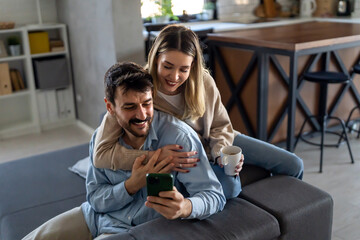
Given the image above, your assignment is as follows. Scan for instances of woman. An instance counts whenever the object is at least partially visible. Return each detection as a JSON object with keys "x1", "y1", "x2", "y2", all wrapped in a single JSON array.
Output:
[{"x1": 93, "y1": 25, "x2": 303, "y2": 199}]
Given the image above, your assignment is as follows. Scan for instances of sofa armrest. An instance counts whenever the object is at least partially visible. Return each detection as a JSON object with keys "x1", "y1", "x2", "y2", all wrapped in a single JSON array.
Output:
[{"x1": 240, "y1": 176, "x2": 333, "y2": 240}]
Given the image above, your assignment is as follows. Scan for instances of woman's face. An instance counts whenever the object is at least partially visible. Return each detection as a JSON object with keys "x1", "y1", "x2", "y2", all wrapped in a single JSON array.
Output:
[{"x1": 156, "y1": 50, "x2": 194, "y2": 95}]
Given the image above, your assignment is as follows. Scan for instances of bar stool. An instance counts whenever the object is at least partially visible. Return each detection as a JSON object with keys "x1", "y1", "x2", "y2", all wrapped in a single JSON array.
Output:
[
  {"x1": 344, "y1": 63, "x2": 360, "y2": 138},
  {"x1": 294, "y1": 71, "x2": 355, "y2": 172}
]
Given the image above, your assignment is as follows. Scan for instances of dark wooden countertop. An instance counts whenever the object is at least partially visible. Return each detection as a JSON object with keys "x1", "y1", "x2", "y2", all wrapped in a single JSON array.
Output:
[{"x1": 207, "y1": 21, "x2": 360, "y2": 51}]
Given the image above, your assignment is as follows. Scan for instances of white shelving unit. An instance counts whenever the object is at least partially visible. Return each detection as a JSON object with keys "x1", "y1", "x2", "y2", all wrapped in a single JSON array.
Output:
[{"x1": 0, "y1": 24, "x2": 75, "y2": 139}]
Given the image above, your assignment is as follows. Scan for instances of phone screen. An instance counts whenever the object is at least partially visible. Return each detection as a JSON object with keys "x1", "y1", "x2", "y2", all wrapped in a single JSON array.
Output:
[{"x1": 146, "y1": 173, "x2": 174, "y2": 197}]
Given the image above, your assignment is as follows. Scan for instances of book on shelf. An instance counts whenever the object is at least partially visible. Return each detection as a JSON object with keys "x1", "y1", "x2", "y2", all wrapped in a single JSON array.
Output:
[
  {"x1": 50, "y1": 39, "x2": 65, "y2": 52},
  {"x1": 51, "y1": 46, "x2": 65, "y2": 52},
  {"x1": 0, "y1": 63, "x2": 12, "y2": 95},
  {"x1": 9, "y1": 69, "x2": 25, "y2": 92},
  {"x1": 0, "y1": 40, "x2": 8, "y2": 58}
]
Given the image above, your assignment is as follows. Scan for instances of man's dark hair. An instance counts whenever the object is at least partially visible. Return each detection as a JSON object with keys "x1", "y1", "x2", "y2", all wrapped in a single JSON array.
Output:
[{"x1": 104, "y1": 62, "x2": 153, "y2": 105}]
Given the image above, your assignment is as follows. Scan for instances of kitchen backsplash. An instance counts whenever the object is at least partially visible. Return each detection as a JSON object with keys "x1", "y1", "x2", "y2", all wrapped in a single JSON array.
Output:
[{"x1": 217, "y1": 0, "x2": 360, "y2": 20}]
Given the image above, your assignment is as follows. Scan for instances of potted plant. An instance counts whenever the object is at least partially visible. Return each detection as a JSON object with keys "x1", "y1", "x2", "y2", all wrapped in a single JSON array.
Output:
[
  {"x1": 7, "y1": 36, "x2": 21, "y2": 56},
  {"x1": 152, "y1": 0, "x2": 178, "y2": 23},
  {"x1": 203, "y1": 1, "x2": 216, "y2": 20}
]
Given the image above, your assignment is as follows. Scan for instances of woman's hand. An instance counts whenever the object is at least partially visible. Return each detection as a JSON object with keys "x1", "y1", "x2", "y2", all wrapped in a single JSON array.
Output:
[
  {"x1": 218, "y1": 154, "x2": 245, "y2": 176},
  {"x1": 145, "y1": 186, "x2": 192, "y2": 219},
  {"x1": 149, "y1": 145, "x2": 199, "y2": 173},
  {"x1": 125, "y1": 149, "x2": 174, "y2": 195}
]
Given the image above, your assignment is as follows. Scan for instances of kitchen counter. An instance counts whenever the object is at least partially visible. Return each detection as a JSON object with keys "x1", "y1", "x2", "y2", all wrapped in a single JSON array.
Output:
[{"x1": 207, "y1": 20, "x2": 360, "y2": 150}]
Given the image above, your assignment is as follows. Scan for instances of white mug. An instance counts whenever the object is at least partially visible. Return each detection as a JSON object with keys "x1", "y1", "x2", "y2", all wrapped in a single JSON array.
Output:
[
  {"x1": 300, "y1": 0, "x2": 317, "y2": 18},
  {"x1": 220, "y1": 146, "x2": 242, "y2": 176}
]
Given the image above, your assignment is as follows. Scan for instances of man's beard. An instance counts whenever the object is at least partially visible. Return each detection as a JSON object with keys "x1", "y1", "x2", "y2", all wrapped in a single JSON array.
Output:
[{"x1": 123, "y1": 116, "x2": 152, "y2": 138}]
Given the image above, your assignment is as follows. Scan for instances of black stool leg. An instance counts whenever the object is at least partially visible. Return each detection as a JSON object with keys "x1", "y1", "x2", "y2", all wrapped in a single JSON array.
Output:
[
  {"x1": 319, "y1": 116, "x2": 326, "y2": 173},
  {"x1": 318, "y1": 83, "x2": 328, "y2": 173},
  {"x1": 294, "y1": 116, "x2": 311, "y2": 150},
  {"x1": 329, "y1": 116, "x2": 355, "y2": 165},
  {"x1": 338, "y1": 117, "x2": 355, "y2": 164}
]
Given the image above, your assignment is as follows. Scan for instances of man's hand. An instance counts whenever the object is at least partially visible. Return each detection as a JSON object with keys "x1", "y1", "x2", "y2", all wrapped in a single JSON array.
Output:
[
  {"x1": 145, "y1": 186, "x2": 192, "y2": 219},
  {"x1": 148, "y1": 145, "x2": 199, "y2": 173},
  {"x1": 125, "y1": 149, "x2": 174, "y2": 195}
]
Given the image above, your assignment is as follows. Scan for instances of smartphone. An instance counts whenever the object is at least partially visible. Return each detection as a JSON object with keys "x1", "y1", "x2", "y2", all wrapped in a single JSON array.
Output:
[{"x1": 146, "y1": 173, "x2": 174, "y2": 197}]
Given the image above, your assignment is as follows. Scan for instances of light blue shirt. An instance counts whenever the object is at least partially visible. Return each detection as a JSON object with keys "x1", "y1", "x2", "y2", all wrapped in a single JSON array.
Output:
[{"x1": 81, "y1": 110, "x2": 226, "y2": 237}]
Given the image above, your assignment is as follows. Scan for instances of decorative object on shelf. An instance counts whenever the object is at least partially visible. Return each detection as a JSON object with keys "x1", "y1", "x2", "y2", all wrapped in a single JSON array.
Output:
[
  {"x1": 254, "y1": 0, "x2": 282, "y2": 18},
  {"x1": 337, "y1": 0, "x2": 352, "y2": 16},
  {"x1": 0, "y1": 40, "x2": 8, "y2": 58},
  {"x1": 314, "y1": 0, "x2": 335, "y2": 17},
  {"x1": 300, "y1": 0, "x2": 317, "y2": 18},
  {"x1": 0, "y1": 63, "x2": 13, "y2": 96},
  {"x1": 7, "y1": 36, "x2": 21, "y2": 56},
  {"x1": 0, "y1": 22, "x2": 15, "y2": 30},
  {"x1": 151, "y1": 0, "x2": 178, "y2": 23},
  {"x1": 263, "y1": 0, "x2": 277, "y2": 18},
  {"x1": 202, "y1": 1, "x2": 216, "y2": 20},
  {"x1": 28, "y1": 31, "x2": 50, "y2": 54}
]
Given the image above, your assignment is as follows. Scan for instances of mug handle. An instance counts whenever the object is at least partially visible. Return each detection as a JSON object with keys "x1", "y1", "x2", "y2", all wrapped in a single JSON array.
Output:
[{"x1": 311, "y1": 0, "x2": 317, "y2": 12}]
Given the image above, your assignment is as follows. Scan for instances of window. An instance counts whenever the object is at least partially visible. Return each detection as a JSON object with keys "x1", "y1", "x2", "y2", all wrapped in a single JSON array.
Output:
[{"x1": 141, "y1": 0, "x2": 205, "y2": 18}]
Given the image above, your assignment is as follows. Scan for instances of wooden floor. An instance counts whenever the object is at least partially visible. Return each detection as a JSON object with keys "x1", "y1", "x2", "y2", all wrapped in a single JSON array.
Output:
[{"x1": 0, "y1": 124, "x2": 359, "y2": 239}]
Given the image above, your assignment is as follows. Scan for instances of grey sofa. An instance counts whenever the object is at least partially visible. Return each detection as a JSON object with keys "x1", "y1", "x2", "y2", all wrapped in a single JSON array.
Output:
[{"x1": 0, "y1": 143, "x2": 333, "y2": 240}]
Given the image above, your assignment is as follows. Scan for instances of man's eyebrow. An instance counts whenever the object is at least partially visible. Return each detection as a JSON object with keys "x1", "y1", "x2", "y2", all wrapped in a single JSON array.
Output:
[
  {"x1": 122, "y1": 97, "x2": 152, "y2": 107},
  {"x1": 143, "y1": 98, "x2": 152, "y2": 103}
]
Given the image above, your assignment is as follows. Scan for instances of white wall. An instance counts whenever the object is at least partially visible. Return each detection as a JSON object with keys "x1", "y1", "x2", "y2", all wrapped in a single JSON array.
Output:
[
  {"x1": 56, "y1": 0, "x2": 145, "y2": 128},
  {"x1": 56, "y1": 0, "x2": 117, "y2": 128},
  {"x1": 0, "y1": 0, "x2": 58, "y2": 26}
]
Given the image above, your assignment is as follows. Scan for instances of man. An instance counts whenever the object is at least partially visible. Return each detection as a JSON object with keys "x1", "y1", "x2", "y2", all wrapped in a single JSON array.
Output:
[{"x1": 23, "y1": 62, "x2": 225, "y2": 239}]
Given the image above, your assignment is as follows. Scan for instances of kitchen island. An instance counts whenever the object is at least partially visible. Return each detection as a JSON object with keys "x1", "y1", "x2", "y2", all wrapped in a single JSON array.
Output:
[{"x1": 208, "y1": 21, "x2": 360, "y2": 151}]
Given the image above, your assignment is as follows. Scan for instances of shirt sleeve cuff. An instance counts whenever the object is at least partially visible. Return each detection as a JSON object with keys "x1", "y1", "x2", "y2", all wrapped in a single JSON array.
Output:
[
  {"x1": 113, "y1": 181, "x2": 134, "y2": 205},
  {"x1": 184, "y1": 197, "x2": 202, "y2": 219}
]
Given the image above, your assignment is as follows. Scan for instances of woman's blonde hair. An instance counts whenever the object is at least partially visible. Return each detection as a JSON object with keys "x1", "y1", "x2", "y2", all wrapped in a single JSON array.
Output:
[{"x1": 146, "y1": 24, "x2": 206, "y2": 120}]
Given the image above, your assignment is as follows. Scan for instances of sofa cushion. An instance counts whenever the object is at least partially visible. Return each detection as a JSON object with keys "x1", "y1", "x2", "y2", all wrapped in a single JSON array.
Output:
[
  {"x1": 105, "y1": 198, "x2": 280, "y2": 240},
  {"x1": 0, "y1": 143, "x2": 89, "y2": 240},
  {"x1": 240, "y1": 164, "x2": 270, "y2": 187},
  {"x1": 240, "y1": 176, "x2": 333, "y2": 240},
  {"x1": 1, "y1": 196, "x2": 85, "y2": 240}
]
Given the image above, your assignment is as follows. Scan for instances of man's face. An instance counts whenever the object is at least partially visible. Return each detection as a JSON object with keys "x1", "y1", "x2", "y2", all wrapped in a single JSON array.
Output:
[{"x1": 107, "y1": 87, "x2": 153, "y2": 139}]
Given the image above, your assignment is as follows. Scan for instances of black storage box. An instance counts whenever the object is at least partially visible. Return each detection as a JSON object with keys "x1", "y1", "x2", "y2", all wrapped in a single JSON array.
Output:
[{"x1": 33, "y1": 56, "x2": 69, "y2": 89}]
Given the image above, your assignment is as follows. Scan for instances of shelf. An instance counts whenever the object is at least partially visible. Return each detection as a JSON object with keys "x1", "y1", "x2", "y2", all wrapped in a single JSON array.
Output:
[
  {"x1": 31, "y1": 51, "x2": 67, "y2": 59},
  {"x1": 0, "y1": 90, "x2": 30, "y2": 100},
  {"x1": 0, "y1": 24, "x2": 75, "y2": 139},
  {"x1": 0, "y1": 28, "x2": 22, "y2": 34},
  {"x1": 0, "y1": 55, "x2": 26, "y2": 63}
]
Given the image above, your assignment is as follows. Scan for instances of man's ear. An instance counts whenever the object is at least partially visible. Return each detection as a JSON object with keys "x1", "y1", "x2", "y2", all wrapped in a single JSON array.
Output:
[{"x1": 104, "y1": 97, "x2": 115, "y2": 115}]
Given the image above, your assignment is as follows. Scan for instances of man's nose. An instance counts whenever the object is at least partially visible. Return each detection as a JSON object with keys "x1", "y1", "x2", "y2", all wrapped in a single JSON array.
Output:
[{"x1": 136, "y1": 106, "x2": 147, "y2": 120}]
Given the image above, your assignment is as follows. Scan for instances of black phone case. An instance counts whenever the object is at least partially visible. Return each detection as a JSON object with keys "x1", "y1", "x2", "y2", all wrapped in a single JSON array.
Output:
[{"x1": 146, "y1": 173, "x2": 173, "y2": 197}]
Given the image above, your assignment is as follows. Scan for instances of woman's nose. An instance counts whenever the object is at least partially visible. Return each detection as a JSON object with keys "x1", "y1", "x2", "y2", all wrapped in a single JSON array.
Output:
[{"x1": 170, "y1": 70, "x2": 179, "y2": 81}]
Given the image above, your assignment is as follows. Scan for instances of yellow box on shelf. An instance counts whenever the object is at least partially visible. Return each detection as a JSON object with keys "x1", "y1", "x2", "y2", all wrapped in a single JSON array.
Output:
[{"x1": 28, "y1": 32, "x2": 50, "y2": 54}]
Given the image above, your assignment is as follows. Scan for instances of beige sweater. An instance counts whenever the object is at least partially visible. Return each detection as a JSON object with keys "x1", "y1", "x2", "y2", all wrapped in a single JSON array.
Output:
[{"x1": 94, "y1": 73, "x2": 235, "y2": 170}]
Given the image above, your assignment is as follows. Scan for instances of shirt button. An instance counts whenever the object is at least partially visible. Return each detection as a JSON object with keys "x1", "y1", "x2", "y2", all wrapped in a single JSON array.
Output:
[{"x1": 128, "y1": 216, "x2": 131, "y2": 220}]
